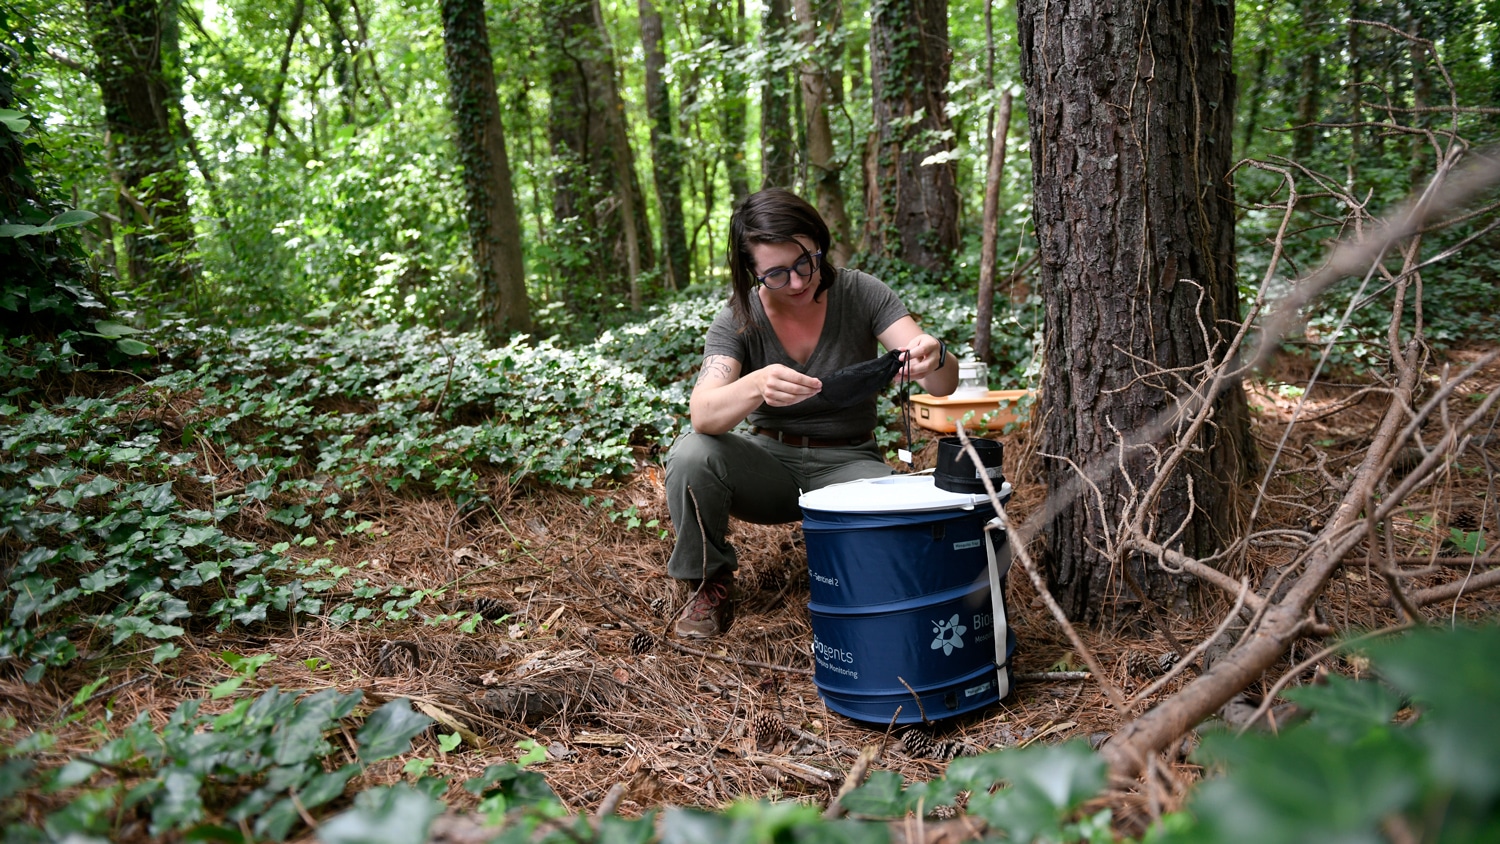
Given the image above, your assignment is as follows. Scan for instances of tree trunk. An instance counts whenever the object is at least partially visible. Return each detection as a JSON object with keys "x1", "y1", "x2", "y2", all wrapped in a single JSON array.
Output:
[
  {"x1": 793, "y1": 0, "x2": 852, "y2": 265},
  {"x1": 972, "y1": 90, "x2": 1012, "y2": 366},
  {"x1": 639, "y1": 0, "x2": 689, "y2": 291},
  {"x1": 1017, "y1": 0, "x2": 1254, "y2": 623},
  {"x1": 710, "y1": 0, "x2": 751, "y2": 202},
  {"x1": 439, "y1": 0, "x2": 532, "y2": 343},
  {"x1": 1292, "y1": 0, "x2": 1322, "y2": 161},
  {"x1": 85, "y1": 0, "x2": 197, "y2": 302},
  {"x1": 864, "y1": 0, "x2": 958, "y2": 271},
  {"x1": 761, "y1": 0, "x2": 797, "y2": 189},
  {"x1": 542, "y1": 0, "x2": 654, "y2": 320},
  {"x1": 263, "y1": 0, "x2": 306, "y2": 160}
]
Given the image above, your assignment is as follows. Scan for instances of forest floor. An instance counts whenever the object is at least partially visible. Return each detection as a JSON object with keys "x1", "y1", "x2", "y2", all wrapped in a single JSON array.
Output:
[{"x1": 5, "y1": 347, "x2": 1500, "y2": 840}]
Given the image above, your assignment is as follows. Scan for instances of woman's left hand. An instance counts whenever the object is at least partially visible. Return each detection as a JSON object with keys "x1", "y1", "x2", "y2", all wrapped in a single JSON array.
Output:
[{"x1": 899, "y1": 334, "x2": 946, "y2": 379}]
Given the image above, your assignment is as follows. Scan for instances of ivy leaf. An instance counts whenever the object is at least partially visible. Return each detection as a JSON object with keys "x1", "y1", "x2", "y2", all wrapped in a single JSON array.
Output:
[
  {"x1": 116, "y1": 338, "x2": 156, "y2": 357},
  {"x1": 151, "y1": 768, "x2": 205, "y2": 833},
  {"x1": 273, "y1": 688, "x2": 357, "y2": 766},
  {"x1": 355, "y1": 699, "x2": 433, "y2": 763},
  {"x1": 0, "y1": 759, "x2": 36, "y2": 802},
  {"x1": 299, "y1": 764, "x2": 360, "y2": 809},
  {"x1": 316, "y1": 784, "x2": 442, "y2": 844},
  {"x1": 839, "y1": 770, "x2": 911, "y2": 818},
  {"x1": 0, "y1": 107, "x2": 30, "y2": 133},
  {"x1": 461, "y1": 762, "x2": 558, "y2": 809},
  {"x1": 93, "y1": 320, "x2": 143, "y2": 338}
]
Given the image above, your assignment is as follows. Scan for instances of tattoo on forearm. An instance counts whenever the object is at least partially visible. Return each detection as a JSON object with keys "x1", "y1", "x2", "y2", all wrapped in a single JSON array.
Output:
[{"x1": 697, "y1": 355, "x2": 733, "y2": 384}]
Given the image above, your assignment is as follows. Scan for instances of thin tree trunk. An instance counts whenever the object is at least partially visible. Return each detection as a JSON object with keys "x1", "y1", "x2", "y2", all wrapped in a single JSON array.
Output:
[
  {"x1": 263, "y1": 0, "x2": 307, "y2": 159},
  {"x1": 439, "y1": 0, "x2": 532, "y2": 342},
  {"x1": 639, "y1": 0, "x2": 689, "y2": 291},
  {"x1": 1292, "y1": 0, "x2": 1322, "y2": 161},
  {"x1": 711, "y1": 0, "x2": 750, "y2": 201},
  {"x1": 793, "y1": 0, "x2": 851, "y2": 265},
  {"x1": 972, "y1": 90, "x2": 1012, "y2": 366},
  {"x1": 761, "y1": 0, "x2": 797, "y2": 188},
  {"x1": 592, "y1": 0, "x2": 643, "y2": 309}
]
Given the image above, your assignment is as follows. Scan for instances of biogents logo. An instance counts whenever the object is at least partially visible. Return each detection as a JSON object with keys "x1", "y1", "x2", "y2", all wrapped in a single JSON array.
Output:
[
  {"x1": 811, "y1": 635, "x2": 854, "y2": 664},
  {"x1": 930, "y1": 614, "x2": 968, "y2": 655}
]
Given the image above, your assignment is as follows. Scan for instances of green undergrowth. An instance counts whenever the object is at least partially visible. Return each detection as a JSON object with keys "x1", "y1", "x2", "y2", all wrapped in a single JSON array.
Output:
[
  {"x1": 0, "y1": 321, "x2": 688, "y2": 680},
  {"x1": 1, "y1": 625, "x2": 1496, "y2": 843}
]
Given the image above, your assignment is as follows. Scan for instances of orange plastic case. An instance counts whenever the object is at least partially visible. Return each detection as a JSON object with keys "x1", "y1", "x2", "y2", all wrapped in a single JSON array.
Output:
[{"x1": 907, "y1": 389, "x2": 1034, "y2": 433}]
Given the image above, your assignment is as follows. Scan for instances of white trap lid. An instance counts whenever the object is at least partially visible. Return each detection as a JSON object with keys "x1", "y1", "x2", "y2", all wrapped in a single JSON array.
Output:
[{"x1": 798, "y1": 473, "x2": 1012, "y2": 514}]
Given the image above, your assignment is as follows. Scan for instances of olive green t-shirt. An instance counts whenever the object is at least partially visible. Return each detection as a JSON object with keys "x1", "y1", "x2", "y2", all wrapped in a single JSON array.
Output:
[{"x1": 702, "y1": 267, "x2": 909, "y2": 439}]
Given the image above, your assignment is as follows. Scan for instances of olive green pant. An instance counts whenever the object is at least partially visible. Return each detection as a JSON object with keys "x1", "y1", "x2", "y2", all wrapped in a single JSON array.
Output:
[{"x1": 663, "y1": 431, "x2": 896, "y2": 582}]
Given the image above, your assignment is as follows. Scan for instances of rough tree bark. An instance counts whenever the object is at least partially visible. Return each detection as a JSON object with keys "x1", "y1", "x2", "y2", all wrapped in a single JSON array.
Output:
[
  {"x1": 1017, "y1": 0, "x2": 1255, "y2": 623},
  {"x1": 439, "y1": 0, "x2": 532, "y2": 342},
  {"x1": 84, "y1": 0, "x2": 197, "y2": 301},
  {"x1": 638, "y1": 0, "x2": 689, "y2": 291},
  {"x1": 793, "y1": 0, "x2": 852, "y2": 266},
  {"x1": 542, "y1": 0, "x2": 654, "y2": 316},
  {"x1": 865, "y1": 0, "x2": 959, "y2": 271}
]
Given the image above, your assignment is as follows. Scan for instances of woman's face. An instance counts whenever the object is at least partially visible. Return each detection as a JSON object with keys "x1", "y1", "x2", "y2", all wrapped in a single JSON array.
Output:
[{"x1": 749, "y1": 236, "x2": 822, "y2": 304}]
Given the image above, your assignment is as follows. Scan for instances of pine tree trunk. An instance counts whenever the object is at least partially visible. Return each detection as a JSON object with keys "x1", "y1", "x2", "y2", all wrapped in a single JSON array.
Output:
[
  {"x1": 439, "y1": 0, "x2": 532, "y2": 343},
  {"x1": 85, "y1": 0, "x2": 197, "y2": 302},
  {"x1": 639, "y1": 0, "x2": 689, "y2": 290},
  {"x1": 865, "y1": 0, "x2": 958, "y2": 271},
  {"x1": 1017, "y1": 0, "x2": 1255, "y2": 624}
]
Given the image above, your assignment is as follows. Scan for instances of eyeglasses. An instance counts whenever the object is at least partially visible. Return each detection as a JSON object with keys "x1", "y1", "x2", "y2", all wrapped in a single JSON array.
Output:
[{"x1": 754, "y1": 250, "x2": 823, "y2": 289}]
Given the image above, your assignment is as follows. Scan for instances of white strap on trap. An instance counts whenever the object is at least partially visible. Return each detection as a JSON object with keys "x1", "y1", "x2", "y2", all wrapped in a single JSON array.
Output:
[{"x1": 984, "y1": 516, "x2": 1012, "y2": 700}]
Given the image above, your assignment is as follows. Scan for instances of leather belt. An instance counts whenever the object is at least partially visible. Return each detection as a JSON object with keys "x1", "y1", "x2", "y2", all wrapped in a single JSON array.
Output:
[{"x1": 751, "y1": 427, "x2": 873, "y2": 448}]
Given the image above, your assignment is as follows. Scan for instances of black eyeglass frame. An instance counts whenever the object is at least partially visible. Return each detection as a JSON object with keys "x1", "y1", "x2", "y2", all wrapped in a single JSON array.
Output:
[{"x1": 754, "y1": 249, "x2": 824, "y2": 290}]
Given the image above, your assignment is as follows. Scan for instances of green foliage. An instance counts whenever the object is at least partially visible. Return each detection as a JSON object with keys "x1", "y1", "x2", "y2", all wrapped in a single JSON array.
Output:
[
  {"x1": 1154, "y1": 625, "x2": 1500, "y2": 844},
  {"x1": 0, "y1": 322, "x2": 685, "y2": 679},
  {"x1": 3, "y1": 626, "x2": 1499, "y2": 842},
  {"x1": 0, "y1": 690, "x2": 430, "y2": 842},
  {"x1": 0, "y1": 45, "x2": 115, "y2": 343}
]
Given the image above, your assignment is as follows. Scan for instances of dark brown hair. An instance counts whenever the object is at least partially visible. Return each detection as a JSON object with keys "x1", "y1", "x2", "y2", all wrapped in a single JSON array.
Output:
[{"x1": 726, "y1": 188, "x2": 835, "y2": 328}]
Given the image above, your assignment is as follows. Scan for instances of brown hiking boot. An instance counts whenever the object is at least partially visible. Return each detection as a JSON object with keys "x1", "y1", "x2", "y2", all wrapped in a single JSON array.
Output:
[{"x1": 674, "y1": 575, "x2": 736, "y2": 639}]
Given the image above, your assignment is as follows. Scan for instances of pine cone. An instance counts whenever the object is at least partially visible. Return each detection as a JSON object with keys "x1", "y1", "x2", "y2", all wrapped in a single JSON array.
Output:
[
  {"x1": 932, "y1": 739, "x2": 968, "y2": 761},
  {"x1": 629, "y1": 630, "x2": 654, "y2": 655},
  {"x1": 930, "y1": 805, "x2": 958, "y2": 820},
  {"x1": 1157, "y1": 651, "x2": 1181, "y2": 675},
  {"x1": 375, "y1": 640, "x2": 421, "y2": 676},
  {"x1": 1124, "y1": 649, "x2": 1162, "y2": 679},
  {"x1": 751, "y1": 713, "x2": 784, "y2": 751},
  {"x1": 648, "y1": 596, "x2": 669, "y2": 618},
  {"x1": 473, "y1": 597, "x2": 512, "y2": 620},
  {"x1": 900, "y1": 727, "x2": 935, "y2": 758},
  {"x1": 1451, "y1": 508, "x2": 1480, "y2": 532},
  {"x1": 752, "y1": 564, "x2": 789, "y2": 593}
]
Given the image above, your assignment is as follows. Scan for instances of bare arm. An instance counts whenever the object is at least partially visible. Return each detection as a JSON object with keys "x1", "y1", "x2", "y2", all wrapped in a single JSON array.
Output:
[
  {"x1": 688, "y1": 354, "x2": 823, "y2": 435},
  {"x1": 877, "y1": 316, "x2": 959, "y2": 397}
]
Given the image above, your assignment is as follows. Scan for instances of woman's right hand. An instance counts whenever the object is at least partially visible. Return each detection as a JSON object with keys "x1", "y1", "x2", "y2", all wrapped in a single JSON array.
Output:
[{"x1": 755, "y1": 364, "x2": 822, "y2": 407}]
